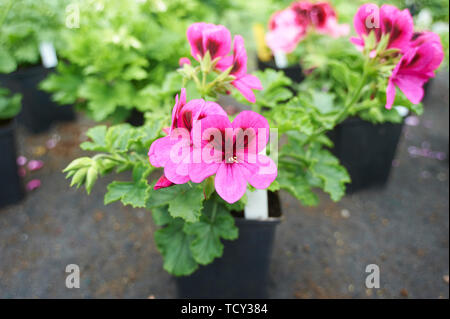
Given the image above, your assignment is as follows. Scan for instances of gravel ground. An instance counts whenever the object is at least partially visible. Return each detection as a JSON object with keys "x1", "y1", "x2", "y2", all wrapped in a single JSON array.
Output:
[{"x1": 0, "y1": 71, "x2": 448, "y2": 299}]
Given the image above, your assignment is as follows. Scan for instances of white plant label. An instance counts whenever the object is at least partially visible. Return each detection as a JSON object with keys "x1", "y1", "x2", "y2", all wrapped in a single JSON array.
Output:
[
  {"x1": 274, "y1": 51, "x2": 288, "y2": 69},
  {"x1": 39, "y1": 42, "x2": 58, "y2": 68},
  {"x1": 244, "y1": 147, "x2": 269, "y2": 220}
]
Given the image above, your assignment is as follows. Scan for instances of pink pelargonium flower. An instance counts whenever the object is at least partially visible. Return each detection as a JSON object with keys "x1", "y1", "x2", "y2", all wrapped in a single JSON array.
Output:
[
  {"x1": 385, "y1": 38, "x2": 443, "y2": 109},
  {"x1": 266, "y1": 8, "x2": 307, "y2": 54},
  {"x1": 188, "y1": 111, "x2": 277, "y2": 204},
  {"x1": 187, "y1": 23, "x2": 232, "y2": 61},
  {"x1": 351, "y1": 4, "x2": 413, "y2": 53},
  {"x1": 309, "y1": 2, "x2": 349, "y2": 38},
  {"x1": 216, "y1": 36, "x2": 263, "y2": 103},
  {"x1": 154, "y1": 175, "x2": 174, "y2": 190},
  {"x1": 148, "y1": 89, "x2": 227, "y2": 187}
]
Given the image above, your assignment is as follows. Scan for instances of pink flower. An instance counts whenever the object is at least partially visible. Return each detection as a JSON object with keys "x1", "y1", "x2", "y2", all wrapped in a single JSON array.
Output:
[
  {"x1": 28, "y1": 160, "x2": 44, "y2": 171},
  {"x1": 179, "y1": 57, "x2": 191, "y2": 67},
  {"x1": 26, "y1": 179, "x2": 41, "y2": 191},
  {"x1": 266, "y1": 8, "x2": 306, "y2": 53},
  {"x1": 187, "y1": 23, "x2": 231, "y2": 61},
  {"x1": 17, "y1": 156, "x2": 27, "y2": 166},
  {"x1": 309, "y1": 2, "x2": 349, "y2": 38},
  {"x1": 189, "y1": 111, "x2": 277, "y2": 204},
  {"x1": 154, "y1": 175, "x2": 174, "y2": 190},
  {"x1": 148, "y1": 89, "x2": 227, "y2": 187},
  {"x1": 351, "y1": 4, "x2": 413, "y2": 53},
  {"x1": 216, "y1": 36, "x2": 263, "y2": 103},
  {"x1": 385, "y1": 37, "x2": 443, "y2": 109},
  {"x1": 290, "y1": 1, "x2": 312, "y2": 27},
  {"x1": 409, "y1": 31, "x2": 442, "y2": 48}
]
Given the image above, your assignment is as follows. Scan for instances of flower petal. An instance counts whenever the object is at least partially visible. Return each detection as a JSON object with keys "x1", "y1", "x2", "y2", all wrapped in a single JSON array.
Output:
[
  {"x1": 202, "y1": 25, "x2": 232, "y2": 60},
  {"x1": 232, "y1": 110, "x2": 270, "y2": 152},
  {"x1": 149, "y1": 136, "x2": 177, "y2": 167},
  {"x1": 154, "y1": 175, "x2": 174, "y2": 190},
  {"x1": 215, "y1": 163, "x2": 247, "y2": 204},
  {"x1": 187, "y1": 22, "x2": 212, "y2": 60},
  {"x1": 239, "y1": 155, "x2": 277, "y2": 189}
]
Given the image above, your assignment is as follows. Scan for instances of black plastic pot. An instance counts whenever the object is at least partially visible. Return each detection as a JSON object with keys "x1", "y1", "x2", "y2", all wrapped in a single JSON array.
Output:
[
  {"x1": 0, "y1": 120, "x2": 24, "y2": 208},
  {"x1": 176, "y1": 191, "x2": 282, "y2": 299},
  {"x1": 328, "y1": 117, "x2": 404, "y2": 193},
  {"x1": 0, "y1": 66, "x2": 75, "y2": 134},
  {"x1": 257, "y1": 58, "x2": 304, "y2": 84}
]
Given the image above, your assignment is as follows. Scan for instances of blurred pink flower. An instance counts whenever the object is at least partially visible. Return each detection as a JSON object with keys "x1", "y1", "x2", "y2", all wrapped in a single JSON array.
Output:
[
  {"x1": 187, "y1": 23, "x2": 231, "y2": 61},
  {"x1": 351, "y1": 4, "x2": 413, "y2": 53},
  {"x1": 266, "y1": 8, "x2": 306, "y2": 53},
  {"x1": 178, "y1": 57, "x2": 191, "y2": 67},
  {"x1": 309, "y1": 2, "x2": 349, "y2": 38},
  {"x1": 28, "y1": 160, "x2": 44, "y2": 171},
  {"x1": 17, "y1": 156, "x2": 27, "y2": 166},
  {"x1": 26, "y1": 179, "x2": 41, "y2": 191}
]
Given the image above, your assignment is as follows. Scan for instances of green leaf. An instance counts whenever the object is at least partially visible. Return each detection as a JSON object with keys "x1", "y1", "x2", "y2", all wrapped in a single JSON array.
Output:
[
  {"x1": 105, "y1": 180, "x2": 150, "y2": 208},
  {"x1": 277, "y1": 169, "x2": 318, "y2": 206},
  {"x1": 0, "y1": 88, "x2": 21, "y2": 120},
  {"x1": 312, "y1": 91, "x2": 338, "y2": 114},
  {"x1": 0, "y1": 47, "x2": 17, "y2": 73},
  {"x1": 152, "y1": 205, "x2": 173, "y2": 226},
  {"x1": 154, "y1": 219, "x2": 198, "y2": 276},
  {"x1": 80, "y1": 125, "x2": 108, "y2": 151},
  {"x1": 184, "y1": 199, "x2": 238, "y2": 265},
  {"x1": 310, "y1": 149, "x2": 350, "y2": 201},
  {"x1": 147, "y1": 183, "x2": 205, "y2": 223}
]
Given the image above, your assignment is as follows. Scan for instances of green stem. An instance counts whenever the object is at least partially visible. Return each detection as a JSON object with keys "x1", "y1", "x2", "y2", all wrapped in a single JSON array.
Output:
[{"x1": 210, "y1": 200, "x2": 218, "y2": 223}]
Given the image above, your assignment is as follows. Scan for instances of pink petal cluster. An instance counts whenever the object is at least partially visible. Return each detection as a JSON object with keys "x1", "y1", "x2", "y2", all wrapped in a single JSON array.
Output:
[
  {"x1": 148, "y1": 90, "x2": 277, "y2": 203},
  {"x1": 186, "y1": 23, "x2": 262, "y2": 103},
  {"x1": 189, "y1": 111, "x2": 277, "y2": 203},
  {"x1": 351, "y1": 4, "x2": 413, "y2": 53},
  {"x1": 149, "y1": 88, "x2": 227, "y2": 189},
  {"x1": 386, "y1": 31, "x2": 444, "y2": 109},
  {"x1": 351, "y1": 4, "x2": 444, "y2": 109},
  {"x1": 266, "y1": 1, "x2": 349, "y2": 54},
  {"x1": 187, "y1": 23, "x2": 231, "y2": 61}
]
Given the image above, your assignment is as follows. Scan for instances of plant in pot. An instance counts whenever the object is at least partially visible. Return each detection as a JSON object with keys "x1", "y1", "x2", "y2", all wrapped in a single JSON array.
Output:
[
  {"x1": 0, "y1": 0, "x2": 75, "y2": 134},
  {"x1": 40, "y1": 0, "x2": 236, "y2": 125},
  {"x1": 292, "y1": 3, "x2": 445, "y2": 192},
  {"x1": 62, "y1": 23, "x2": 351, "y2": 298},
  {"x1": 256, "y1": 0, "x2": 350, "y2": 84},
  {"x1": 0, "y1": 87, "x2": 24, "y2": 208}
]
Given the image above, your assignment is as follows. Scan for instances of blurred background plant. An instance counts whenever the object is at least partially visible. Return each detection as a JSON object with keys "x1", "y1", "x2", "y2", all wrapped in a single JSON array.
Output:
[
  {"x1": 40, "y1": 0, "x2": 236, "y2": 123},
  {"x1": 0, "y1": 87, "x2": 21, "y2": 121},
  {"x1": 0, "y1": 0, "x2": 68, "y2": 73}
]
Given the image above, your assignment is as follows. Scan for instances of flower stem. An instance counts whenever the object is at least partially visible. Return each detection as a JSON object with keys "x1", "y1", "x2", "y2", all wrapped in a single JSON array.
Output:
[{"x1": 210, "y1": 200, "x2": 218, "y2": 223}]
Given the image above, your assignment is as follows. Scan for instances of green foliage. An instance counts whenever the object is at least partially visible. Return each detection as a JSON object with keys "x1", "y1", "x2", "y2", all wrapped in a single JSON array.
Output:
[
  {"x1": 252, "y1": 69, "x2": 351, "y2": 205},
  {"x1": 296, "y1": 37, "x2": 424, "y2": 124},
  {"x1": 153, "y1": 196, "x2": 238, "y2": 276},
  {"x1": 0, "y1": 0, "x2": 67, "y2": 73},
  {"x1": 0, "y1": 87, "x2": 21, "y2": 120},
  {"x1": 40, "y1": 0, "x2": 230, "y2": 122}
]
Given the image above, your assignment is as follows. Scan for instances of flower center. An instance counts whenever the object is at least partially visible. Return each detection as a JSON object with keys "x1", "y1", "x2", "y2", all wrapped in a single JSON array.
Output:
[{"x1": 226, "y1": 156, "x2": 238, "y2": 164}]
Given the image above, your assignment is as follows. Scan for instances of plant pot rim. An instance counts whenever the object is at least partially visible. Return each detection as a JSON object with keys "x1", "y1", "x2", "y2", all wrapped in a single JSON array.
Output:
[{"x1": 340, "y1": 116, "x2": 405, "y2": 127}]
